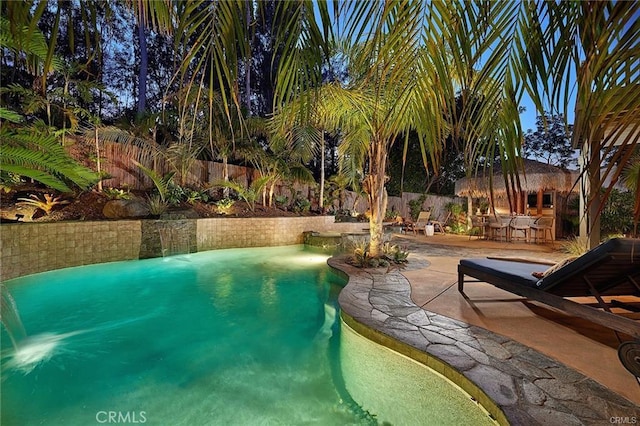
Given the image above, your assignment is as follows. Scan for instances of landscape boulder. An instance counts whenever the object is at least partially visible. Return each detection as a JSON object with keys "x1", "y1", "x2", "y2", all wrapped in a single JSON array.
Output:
[{"x1": 103, "y1": 199, "x2": 149, "y2": 219}]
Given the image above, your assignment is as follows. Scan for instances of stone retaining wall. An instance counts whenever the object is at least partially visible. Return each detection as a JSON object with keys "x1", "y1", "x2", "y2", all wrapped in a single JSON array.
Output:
[
  {"x1": 0, "y1": 217, "x2": 366, "y2": 281},
  {"x1": 1, "y1": 221, "x2": 141, "y2": 281}
]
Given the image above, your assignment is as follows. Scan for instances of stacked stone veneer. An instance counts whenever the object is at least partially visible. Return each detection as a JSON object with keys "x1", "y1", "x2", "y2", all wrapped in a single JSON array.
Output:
[
  {"x1": 197, "y1": 216, "x2": 366, "y2": 251},
  {"x1": 1, "y1": 216, "x2": 365, "y2": 281},
  {"x1": 1, "y1": 221, "x2": 141, "y2": 281}
]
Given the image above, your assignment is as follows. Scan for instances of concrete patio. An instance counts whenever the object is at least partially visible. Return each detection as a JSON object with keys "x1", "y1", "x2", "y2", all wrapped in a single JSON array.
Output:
[{"x1": 333, "y1": 233, "x2": 640, "y2": 425}]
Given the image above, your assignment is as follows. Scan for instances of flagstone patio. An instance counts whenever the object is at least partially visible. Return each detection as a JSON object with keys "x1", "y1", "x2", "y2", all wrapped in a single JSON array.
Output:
[{"x1": 332, "y1": 233, "x2": 640, "y2": 425}]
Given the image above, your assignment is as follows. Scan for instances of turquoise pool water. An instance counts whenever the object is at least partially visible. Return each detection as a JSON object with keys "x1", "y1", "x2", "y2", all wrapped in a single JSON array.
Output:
[
  {"x1": 1, "y1": 246, "x2": 359, "y2": 425},
  {"x1": 1, "y1": 245, "x2": 495, "y2": 426}
]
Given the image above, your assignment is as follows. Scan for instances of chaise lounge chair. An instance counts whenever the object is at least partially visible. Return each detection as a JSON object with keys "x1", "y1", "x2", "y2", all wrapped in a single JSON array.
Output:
[
  {"x1": 457, "y1": 238, "x2": 640, "y2": 374},
  {"x1": 414, "y1": 211, "x2": 431, "y2": 235}
]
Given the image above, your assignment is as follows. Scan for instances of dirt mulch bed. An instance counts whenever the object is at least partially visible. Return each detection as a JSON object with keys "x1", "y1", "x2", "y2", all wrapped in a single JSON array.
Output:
[{"x1": 1, "y1": 187, "x2": 322, "y2": 223}]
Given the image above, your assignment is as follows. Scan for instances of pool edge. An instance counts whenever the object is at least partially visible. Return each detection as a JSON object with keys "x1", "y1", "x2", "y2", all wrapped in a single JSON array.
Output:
[
  {"x1": 330, "y1": 255, "x2": 640, "y2": 425},
  {"x1": 340, "y1": 311, "x2": 506, "y2": 425}
]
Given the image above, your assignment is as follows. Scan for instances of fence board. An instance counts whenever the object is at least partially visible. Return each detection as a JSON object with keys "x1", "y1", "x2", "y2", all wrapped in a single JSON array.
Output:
[{"x1": 71, "y1": 141, "x2": 459, "y2": 213}]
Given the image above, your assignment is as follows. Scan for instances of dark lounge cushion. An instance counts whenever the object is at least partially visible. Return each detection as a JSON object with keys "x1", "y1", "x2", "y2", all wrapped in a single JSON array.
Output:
[
  {"x1": 460, "y1": 258, "x2": 549, "y2": 287},
  {"x1": 536, "y1": 238, "x2": 640, "y2": 291}
]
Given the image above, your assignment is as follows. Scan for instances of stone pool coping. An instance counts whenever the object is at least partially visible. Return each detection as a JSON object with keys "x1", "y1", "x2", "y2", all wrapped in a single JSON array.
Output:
[{"x1": 330, "y1": 256, "x2": 640, "y2": 426}]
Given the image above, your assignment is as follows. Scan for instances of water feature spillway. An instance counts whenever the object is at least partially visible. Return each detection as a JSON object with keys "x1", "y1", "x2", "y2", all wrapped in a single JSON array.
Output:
[
  {"x1": 155, "y1": 220, "x2": 194, "y2": 256},
  {"x1": 0, "y1": 283, "x2": 27, "y2": 349}
]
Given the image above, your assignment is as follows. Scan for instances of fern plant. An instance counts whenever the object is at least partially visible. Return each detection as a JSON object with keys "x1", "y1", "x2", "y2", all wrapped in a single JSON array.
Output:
[{"x1": 1, "y1": 117, "x2": 98, "y2": 192}]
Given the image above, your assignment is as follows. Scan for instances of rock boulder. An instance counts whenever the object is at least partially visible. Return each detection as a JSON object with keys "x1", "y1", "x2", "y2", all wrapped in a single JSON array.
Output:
[{"x1": 103, "y1": 199, "x2": 149, "y2": 219}]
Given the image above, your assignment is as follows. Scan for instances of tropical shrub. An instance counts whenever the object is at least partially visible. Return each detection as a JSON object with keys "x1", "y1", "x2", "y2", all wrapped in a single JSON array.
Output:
[
  {"x1": 165, "y1": 180, "x2": 187, "y2": 205},
  {"x1": 146, "y1": 195, "x2": 168, "y2": 216},
  {"x1": 349, "y1": 239, "x2": 372, "y2": 268},
  {"x1": 215, "y1": 197, "x2": 235, "y2": 214},
  {"x1": 600, "y1": 189, "x2": 635, "y2": 236},
  {"x1": 1, "y1": 119, "x2": 98, "y2": 192},
  {"x1": 215, "y1": 177, "x2": 270, "y2": 212},
  {"x1": 408, "y1": 194, "x2": 427, "y2": 221},
  {"x1": 275, "y1": 195, "x2": 289, "y2": 209},
  {"x1": 17, "y1": 193, "x2": 69, "y2": 215},
  {"x1": 561, "y1": 236, "x2": 589, "y2": 256},
  {"x1": 103, "y1": 187, "x2": 131, "y2": 200},
  {"x1": 184, "y1": 188, "x2": 210, "y2": 204},
  {"x1": 445, "y1": 202, "x2": 467, "y2": 234},
  {"x1": 384, "y1": 207, "x2": 399, "y2": 221},
  {"x1": 382, "y1": 243, "x2": 410, "y2": 264},
  {"x1": 292, "y1": 196, "x2": 311, "y2": 213},
  {"x1": 134, "y1": 161, "x2": 175, "y2": 204}
]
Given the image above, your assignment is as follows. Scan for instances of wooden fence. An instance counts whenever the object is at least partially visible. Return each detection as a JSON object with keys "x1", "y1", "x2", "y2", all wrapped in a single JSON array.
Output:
[{"x1": 72, "y1": 140, "x2": 460, "y2": 215}]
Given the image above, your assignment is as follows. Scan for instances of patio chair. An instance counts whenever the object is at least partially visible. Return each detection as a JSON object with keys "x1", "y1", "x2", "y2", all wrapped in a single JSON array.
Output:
[
  {"x1": 487, "y1": 215, "x2": 511, "y2": 242},
  {"x1": 401, "y1": 219, "x2": 416, "y2": 235},
  {"x1": 530, "y1": 216, "x2": 554, "y2": 244},
  {"x1": 468, "y1": 215, "x2": 486, "y2": 240},
  {"x1": 414, "y1": 211, "x2": 431, "y2": 234},
  {"x1": 509, "y1": 215, "x2": 532, "y2": 243},
  {"x1": 457, "y1": 237, "x2": 640, "y2": 346}
]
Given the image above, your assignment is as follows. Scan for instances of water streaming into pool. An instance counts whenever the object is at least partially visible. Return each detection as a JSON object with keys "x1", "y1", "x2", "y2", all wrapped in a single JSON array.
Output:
[{"x1": 1, "y1": 245, "x2": 494, "y2": 425}]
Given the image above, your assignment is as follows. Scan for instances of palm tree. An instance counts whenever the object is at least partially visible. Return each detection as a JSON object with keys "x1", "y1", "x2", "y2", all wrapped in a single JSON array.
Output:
[
  {"x1": 273, "y1": 2, "x2": 526, "y2": 257},
  {"x1": 1, "y1": 11, "x2": 99, "y2": 192},
  {"x1": 128, "y1": 1, "x2": 640, "y2": 251},
  {"x1": 521, "y1": 1, "x2": 640, "y2": 246}
]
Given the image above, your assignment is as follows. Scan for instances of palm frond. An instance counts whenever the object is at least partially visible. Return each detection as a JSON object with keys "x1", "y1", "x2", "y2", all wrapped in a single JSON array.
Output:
[{"x1": 133, "y1": 160, "x2": 174, "y2": 202}]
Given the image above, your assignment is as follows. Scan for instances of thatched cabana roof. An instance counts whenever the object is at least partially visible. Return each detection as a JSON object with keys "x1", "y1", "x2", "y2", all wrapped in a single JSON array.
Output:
[{"x1": 455, "y1": 159, "x2": 579, "y2": 198}]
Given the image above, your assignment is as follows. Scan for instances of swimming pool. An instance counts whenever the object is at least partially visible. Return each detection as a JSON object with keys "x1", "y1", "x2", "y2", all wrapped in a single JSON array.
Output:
[{"x1": 1, "y1": 245, "x2": 493, "y2": 425}]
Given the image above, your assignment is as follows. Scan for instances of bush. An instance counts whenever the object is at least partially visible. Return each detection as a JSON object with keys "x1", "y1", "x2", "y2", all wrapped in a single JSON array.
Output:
[
  {"x1": 292, "y1": 197, "x2": 311, "y2": 213},
  {"x1": 445, "y1": 202, "x2": 467, "y2": 233},
  {"x1": 103, "y1": 187, "x2": 131, "y2": 200},
  {"x1": 408, "y1": 194, "x2": 427, "y2": 221},
  {"x1": 215, "y1": 197, "x2": 235, "y2": 215},
  {"x1": 601, "y1": 189, "x2": 636, "y2": 236},
  {"x1": 275, "y1": 195, "x2": 289, "y2": 209},
  {"x1": 146, "y1": 195, "x2": 168, "y2": 216}
]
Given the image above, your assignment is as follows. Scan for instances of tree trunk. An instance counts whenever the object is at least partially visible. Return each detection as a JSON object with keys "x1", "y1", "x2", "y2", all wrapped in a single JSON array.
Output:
[
  {"x1": 137, "y1": 22, "x2": 148, "y2": 115},
  {"x1": 244, "y1": 0, "x2": 252, "y2": 114},
  {"x1": 269, "y1": 182, "x2": 275, "y2": 207},
  {"x1": 319, "y1": 131, "x2": 325, "y2": 211},
  {"x1": 222, "y1": 156, "x2": 229, "y2": 198},
  {"x1": 95, "y1": 127, "x2": 102, "y2": 191},
  {"x1": 364, "y1": 138, "x2": 389, "y2": 258}
]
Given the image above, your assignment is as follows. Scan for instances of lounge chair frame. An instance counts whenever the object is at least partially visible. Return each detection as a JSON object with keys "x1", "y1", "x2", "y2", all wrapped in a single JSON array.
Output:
[{"x1": 458, "y1": 238, "x2": 640, "y2": 340}]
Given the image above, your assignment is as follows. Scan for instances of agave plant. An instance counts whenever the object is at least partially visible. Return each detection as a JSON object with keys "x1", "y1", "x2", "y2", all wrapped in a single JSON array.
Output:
[
  {"x1": 17, "y1": 194, "x2": 69, "y2": 215},
  {"x1": 349, "y1": 239, "x2": 372, "y2": 268},
  {"x1": 146, "y1": 194, "x2": 168, "y2": 217},
  {"x1": 382, "y1": 243, "x2": 410, "y2": 265}
]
